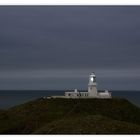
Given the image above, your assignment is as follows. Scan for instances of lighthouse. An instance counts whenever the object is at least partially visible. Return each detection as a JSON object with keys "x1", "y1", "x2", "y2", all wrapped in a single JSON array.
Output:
[
  {"x1": 88, "y1": 72, "x2": 98, "y2": 97},
  {"x1": 49, "y1": 72, "x2": 111, "y2": 99}
]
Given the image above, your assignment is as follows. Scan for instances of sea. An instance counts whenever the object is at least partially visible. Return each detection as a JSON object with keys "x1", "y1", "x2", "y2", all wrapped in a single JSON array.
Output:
[{"x1": 0, "y1": 90, "x2": 140, "y2": 109}]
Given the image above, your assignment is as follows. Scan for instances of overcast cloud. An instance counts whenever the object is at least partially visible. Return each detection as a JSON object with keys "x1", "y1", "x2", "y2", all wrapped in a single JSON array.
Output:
[{"x1": 0, "y1": 6, "x2": 140, "y2": 90}]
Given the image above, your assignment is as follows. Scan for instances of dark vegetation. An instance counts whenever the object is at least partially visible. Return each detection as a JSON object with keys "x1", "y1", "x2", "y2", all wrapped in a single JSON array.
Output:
[{"x1": 0, "y1": 98, "x2": 140, "y2": 134}]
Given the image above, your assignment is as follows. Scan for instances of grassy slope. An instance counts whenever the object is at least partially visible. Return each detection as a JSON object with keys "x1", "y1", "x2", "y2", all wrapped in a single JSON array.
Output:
[
  {"x1": 0, "y1": 98, "x2": 140, "y2": 134},
  {"x1": 34, "y1": 115, "x2": 140, "y2": 134}
]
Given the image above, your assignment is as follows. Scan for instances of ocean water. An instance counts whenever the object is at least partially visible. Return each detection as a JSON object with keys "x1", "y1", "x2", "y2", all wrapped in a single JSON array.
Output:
[{"x1": 0, "y1": 90, "x2": 140, "y2": 109}]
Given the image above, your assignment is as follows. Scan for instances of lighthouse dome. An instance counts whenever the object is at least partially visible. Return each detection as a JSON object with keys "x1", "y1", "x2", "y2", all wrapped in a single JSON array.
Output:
[{"x1": 90, "y1": 72, "x2": 96, "y2": 77}]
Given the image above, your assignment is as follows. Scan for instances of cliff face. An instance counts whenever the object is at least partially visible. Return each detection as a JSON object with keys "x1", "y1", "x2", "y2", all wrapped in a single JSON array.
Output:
[{"x1": 0, "y1": 98, "x2": 140, "y2": 134}]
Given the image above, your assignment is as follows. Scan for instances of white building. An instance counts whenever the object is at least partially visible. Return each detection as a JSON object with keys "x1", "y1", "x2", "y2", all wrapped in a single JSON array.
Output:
[{"x1": 47, "y1": 72, "x2": 111, "y2": 99}]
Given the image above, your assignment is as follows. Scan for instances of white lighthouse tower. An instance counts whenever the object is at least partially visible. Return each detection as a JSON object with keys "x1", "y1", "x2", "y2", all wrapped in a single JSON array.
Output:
[
  {"x1": 50, "y1": 72, "x2": 111, "y2": 99},
  {"x1": 88, "y1": 72, "x2": 98, "y2": 97}
]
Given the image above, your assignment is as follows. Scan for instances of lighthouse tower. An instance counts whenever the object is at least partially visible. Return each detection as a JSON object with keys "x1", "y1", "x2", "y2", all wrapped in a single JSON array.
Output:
[{"x1": 88, "y1": 72, "x2": 98, "y2": 97}]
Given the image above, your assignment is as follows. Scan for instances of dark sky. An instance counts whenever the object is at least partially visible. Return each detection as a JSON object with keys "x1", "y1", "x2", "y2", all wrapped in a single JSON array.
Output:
[{"x1": 0, "y1": 6, "x2": 140, "y2": 90}]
